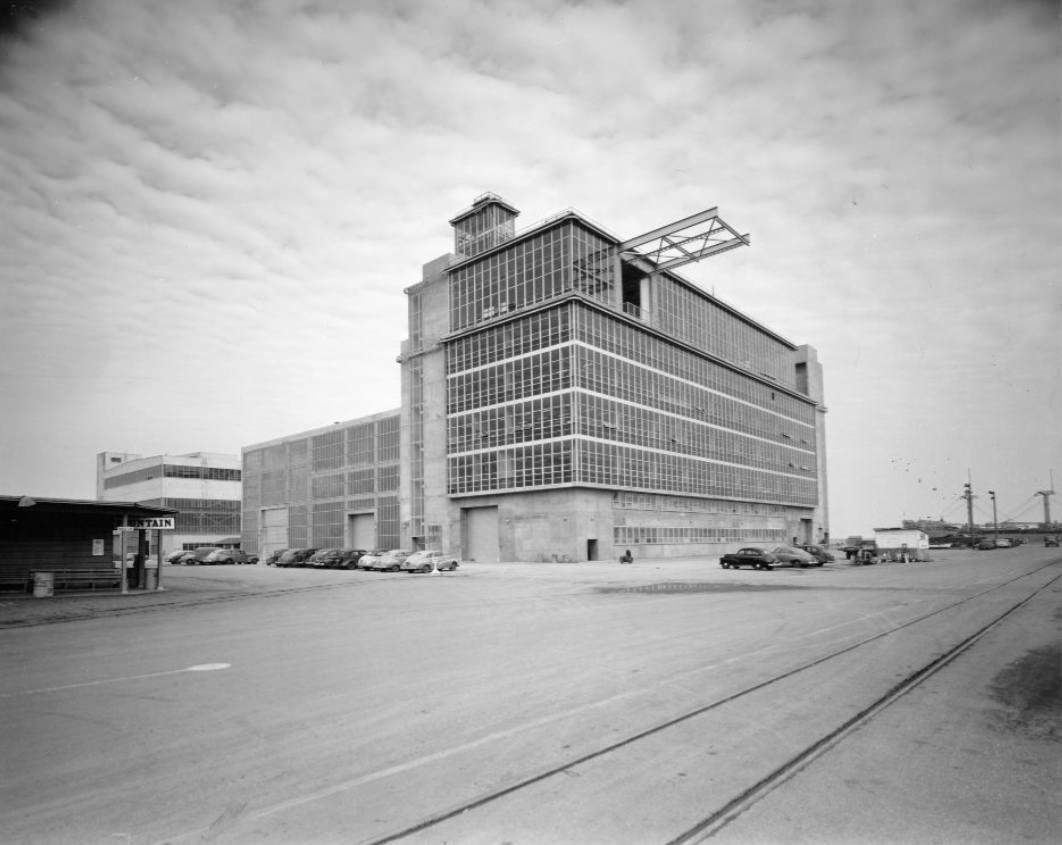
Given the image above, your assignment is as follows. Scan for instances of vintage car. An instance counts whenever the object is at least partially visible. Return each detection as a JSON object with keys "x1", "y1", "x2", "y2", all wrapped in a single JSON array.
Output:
[
  {"x1": 399, "y1": 550, "x2": 460, "y2": 573},
  {"x1": 798, "y1": 544, "x2": 835, "y2": 564},
  {"x1": 769, "y1": 545, "x2": 821, "y2": 567},
  {"x1": 364, "y1": 550, "x2": 412, "y2": 572},
  {"x1": 719, "y1": 547, "x2": 778, "y2": 570},
  {"x1": 204, "y1": 549, "x2": 253, "y2": 565}
]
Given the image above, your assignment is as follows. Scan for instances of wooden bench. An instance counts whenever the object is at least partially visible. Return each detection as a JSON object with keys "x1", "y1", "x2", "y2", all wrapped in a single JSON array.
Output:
[
  {"x1": 0, "y1": 569, "x2": 31, "y2": 593},
  {"x1": 50, "y1": 568, "x2": 122, "y2": 592}
]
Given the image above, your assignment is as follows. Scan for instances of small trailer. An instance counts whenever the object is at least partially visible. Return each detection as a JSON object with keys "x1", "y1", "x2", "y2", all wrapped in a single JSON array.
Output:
[{"x1": 873, "y1": 528, "x2": 930, "y2": 562}]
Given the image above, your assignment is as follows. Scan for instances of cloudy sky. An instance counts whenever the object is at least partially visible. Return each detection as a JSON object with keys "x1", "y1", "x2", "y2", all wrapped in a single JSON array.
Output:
[{"x1": 1, "y1": 0, "x2": 1058, "y2": 537}]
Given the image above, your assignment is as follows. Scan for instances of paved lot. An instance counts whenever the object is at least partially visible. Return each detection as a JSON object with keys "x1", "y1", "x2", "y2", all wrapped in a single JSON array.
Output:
[{"x1": 1, "y1": 548, "x2": 1058, "y2": 844}]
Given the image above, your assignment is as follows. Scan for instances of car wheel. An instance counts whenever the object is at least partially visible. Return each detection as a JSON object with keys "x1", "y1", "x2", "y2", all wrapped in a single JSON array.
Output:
[
  {"x1": 388, "y1": 565, "x2": 400, "y2": 572},
  {"x1": 419, "y1": 564, "x2": 432, "y2": 573}
]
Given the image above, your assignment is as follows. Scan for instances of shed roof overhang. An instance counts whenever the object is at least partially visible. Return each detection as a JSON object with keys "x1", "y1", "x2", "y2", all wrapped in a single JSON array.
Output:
[{"x1": 0, "y1": 496, "x2": 177, "y2": 519}]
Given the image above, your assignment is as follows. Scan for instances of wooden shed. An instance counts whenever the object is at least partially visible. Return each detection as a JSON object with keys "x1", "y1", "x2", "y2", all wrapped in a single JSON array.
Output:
[{"x1": 0, "y1": 496, "x2": 177, "y2": 594}]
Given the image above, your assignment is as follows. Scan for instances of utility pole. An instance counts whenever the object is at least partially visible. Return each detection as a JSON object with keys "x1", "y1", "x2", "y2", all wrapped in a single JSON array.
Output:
[
  {"x1": 1036, "y1": 488, "x2": 1054, "y2": 529},
  {"x1": 988, "y1": 490, "x2": 998, "y2": 543},
  {"x1": 963, "y1": 481, "x2": 975, "y2": 546}
]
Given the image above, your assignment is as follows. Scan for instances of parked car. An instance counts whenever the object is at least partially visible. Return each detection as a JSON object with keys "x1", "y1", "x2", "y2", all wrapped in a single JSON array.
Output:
[
  {"x1": 336, "y1": 549, "x2": 366, "y2": 569},
  {"x1": 275, "y1": 548, "x2": 317, "y2": 568},
  {"x1": 769, "y1": 545, "x2": 821, "y2": 567},
  {"x1": 365, "y1": 550, "x2": 412, "y2": 572},
  {"x1": 184, "y1": 547, "x2": 221, "y2": 565},
  {"x1": 263, "y1": 549, "x2": 288, "y2": 566},
  {"x1": 720, "y1": 547, "x2": 778, "y2": 570},
  {"x1": 305, "y1": 548, "x2": 341, "y2": 568},
  {"x1": 799, "y1": 544, "x2": 835, "y2": 564},
  {"x1": 1044, "y1": 536, "x2": 1059, "y2": 548},
  {"x1": 994, "y1": 538, "x2": 1013, "y2": 548},
  {"x1": 975, "y1": 539, "x2": 997, "y2": 551},
  {"x1": 400, "y1": 550, "x2": 460, "y2": 573},
  {"x1": 355, "y1": 551, "x2": 383, "y2": 570},
  {"x1": 204, "y1": 548, "x2": 253, "y2": 565},
  {"x1": 165, "y1": 550, "x2": 189, "y2": 564}
]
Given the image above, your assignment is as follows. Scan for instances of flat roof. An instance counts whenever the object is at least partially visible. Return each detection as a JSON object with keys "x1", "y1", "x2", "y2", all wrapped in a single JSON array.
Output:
[
  {"x1": 243, "y1": 408, "x2": 402, "y2": 452},
  {"x1": 445, "y1": 208, "x2": 796, "y2": 350}
]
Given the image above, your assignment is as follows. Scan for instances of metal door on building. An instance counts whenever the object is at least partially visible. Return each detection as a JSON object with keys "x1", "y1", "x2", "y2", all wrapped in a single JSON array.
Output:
[
  {"x1": 260, "y1": 507, "x2": 289, "y2": 557},
  {"x1": 348, "y1": 513, "x2": 375, "y2": 550},
  {"x1": 464, "y1": 506, "x2": 499, "y2": 562}
]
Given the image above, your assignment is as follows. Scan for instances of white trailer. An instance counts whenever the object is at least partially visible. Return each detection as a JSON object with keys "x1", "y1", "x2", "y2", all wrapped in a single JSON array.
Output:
[{"x1": 873, "y1": 528, "x2": 930, "y2": 561}]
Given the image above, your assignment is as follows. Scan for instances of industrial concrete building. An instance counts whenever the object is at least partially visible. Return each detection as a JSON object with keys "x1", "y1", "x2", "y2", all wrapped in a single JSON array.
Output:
[
  {"x1": 96, "y1": 451, "x2": 242, "y2": 556},
  {"x1": 241, "y1": 194, "x2": 828, "y2": 562},
  {"x1": 241, "y1": 411, "x2": 401, "y2": 559}
]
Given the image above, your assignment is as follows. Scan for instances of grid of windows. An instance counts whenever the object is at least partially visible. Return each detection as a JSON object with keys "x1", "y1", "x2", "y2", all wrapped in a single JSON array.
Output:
[
  {"x1": 347, "y1": 468, "x2": 374, "y2": 495},
  {"x1": 447, "y1": 347, "x2": 571, "y2": 414},
  {"x1": 614, "y1": 525, "x2": 787, "y2": 545},
  {"x1": 377, "y1": 464, "x2": 400, "y2": 492},
  {"x1": 377, "y1": 495, "x2": 400, "y2": 549},
  {"x1": 615, "y1": 492, "x2": 786, "y2": 515},
  {"x1": 448, "y1": 305, "x2": 570, "y2": 374},
  {"x1": 347, "y1": 423, "x2": 375, "y2": 465},
  {"x1": 576, "y1": 345, "x2": 814, "y2": 442},
  {"x1": 453, "y1": 200, "x2": 517, "y2": 258},
  {"x1": 313, "y1": 429, "x2": 345, "y2": 471},
  {"x1": 449, "y1": 441, "x2": 573, "y2": 494},
  {"x1": 312, "y1": 501, "x2": 345, "y2": 547},
  {"x1": 377, "y1": 416, "x2": 400, "y2": 462},
  {"x1": 450, "y1": 222, "x2": 615, "y2": 332},
  {"x1": 449, "y1": 394, "x2": 571, "y2": 452},
  {"x1": 575, "y1": 392, "x2": 814, "y2": 474},
  {"x1": 574, "y1": 307, "x2": 814, "y2": 426},
  {"x1": 288, "y1": 504, "x2": 308, "y2": 548},
  {"x1": 162, "y1": 499, "x2": 241, "y2": 534},
  {"x1": 312, "y1": 473, "x2": 344, "y2": 499},
  {"x1": 655, "y1": 275, "x2": 794, "y2": 387},
  {"x1": 579, "y1": 440, "x2": 817, "y2": 505},
  {"x1": 104, "y1": 462, "x2": 242, "y2": 488}
]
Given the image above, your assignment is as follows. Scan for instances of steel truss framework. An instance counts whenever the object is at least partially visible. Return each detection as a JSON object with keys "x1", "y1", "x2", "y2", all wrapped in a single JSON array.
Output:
[{"x1": 619, "y1": 207, "x2": 750, "y2": 272}]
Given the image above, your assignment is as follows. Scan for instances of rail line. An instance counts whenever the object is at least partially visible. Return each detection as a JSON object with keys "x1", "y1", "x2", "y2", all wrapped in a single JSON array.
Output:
[{"x1": 366, "y1": 561, "x2": 1062, "y2": 845}]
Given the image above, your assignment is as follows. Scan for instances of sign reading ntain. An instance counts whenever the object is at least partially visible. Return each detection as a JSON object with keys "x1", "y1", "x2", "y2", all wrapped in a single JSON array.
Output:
[{"x1": 128, "y1": 517, "x2": 175, "y2": 530}]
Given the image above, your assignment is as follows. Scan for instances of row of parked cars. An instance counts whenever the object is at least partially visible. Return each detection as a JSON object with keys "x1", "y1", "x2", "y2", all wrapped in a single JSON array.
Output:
[
  {"x1": 719, "y1": 544, "x2": 834, "y2": 571},
  {"x1": 165, "y1": 548, "x2": 259, "y2": 566},
  {"x1": 264, "y1": 548, "x2": 460, "y2": 574}
]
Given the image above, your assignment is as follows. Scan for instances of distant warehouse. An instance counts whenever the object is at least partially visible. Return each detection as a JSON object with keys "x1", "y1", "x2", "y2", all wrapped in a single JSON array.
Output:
[{"x1": 242, "y1": 194, "x2": 828, "y2": 562}]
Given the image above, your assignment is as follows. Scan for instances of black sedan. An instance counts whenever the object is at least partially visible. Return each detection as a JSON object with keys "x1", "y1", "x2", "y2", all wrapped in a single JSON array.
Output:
[{"x1": 720, "y1": 547, "x2": 778, "y2": 570}]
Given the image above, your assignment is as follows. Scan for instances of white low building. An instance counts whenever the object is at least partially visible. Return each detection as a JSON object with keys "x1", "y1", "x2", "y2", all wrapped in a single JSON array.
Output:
[
  {"x1": 96, "y1": 451, "x2": 241, "y2": 556},
  {"x1": 873, "y1": 527, "x2": 930, "y2": 561}
]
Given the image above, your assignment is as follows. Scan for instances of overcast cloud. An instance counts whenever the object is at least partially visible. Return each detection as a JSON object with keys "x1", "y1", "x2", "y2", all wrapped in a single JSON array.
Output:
[{"x1": 1, "y1": 0, "x2": 1058, "y2": 535}]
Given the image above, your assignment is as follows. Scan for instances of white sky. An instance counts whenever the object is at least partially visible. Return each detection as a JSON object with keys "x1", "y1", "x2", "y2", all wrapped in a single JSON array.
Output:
[{"x1": 1, "y1": 0, "x2": 1059, "y2": 537}]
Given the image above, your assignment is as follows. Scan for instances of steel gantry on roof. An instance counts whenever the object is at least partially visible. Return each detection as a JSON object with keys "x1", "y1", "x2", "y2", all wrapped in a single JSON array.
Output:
[{"x1": 619, "y1": 207, "x2": 750, "y2": 272}]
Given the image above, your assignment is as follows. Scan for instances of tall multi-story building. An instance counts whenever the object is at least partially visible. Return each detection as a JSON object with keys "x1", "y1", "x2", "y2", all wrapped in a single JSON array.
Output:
[
  {"x1": 242, "y1": 193, "x2": 828, "y2": 562},
  {"x1": 96, "y1": 451, "x2": 242, "y2": 554}
]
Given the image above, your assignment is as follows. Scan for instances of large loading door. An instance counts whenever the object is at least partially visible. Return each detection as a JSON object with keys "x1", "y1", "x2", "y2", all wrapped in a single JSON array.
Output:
[
  {"x1": 260, "y1": 507, "x2": 289, "y2": 558},
  {"x1": 348, "y1": 513, "x2": 375, "y2": 549},
  {"x1": 464, "y1": 506, "x2": 499, "y2": 562}
]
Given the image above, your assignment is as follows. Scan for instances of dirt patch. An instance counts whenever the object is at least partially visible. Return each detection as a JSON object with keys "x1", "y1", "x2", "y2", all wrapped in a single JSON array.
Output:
[
  {"x1": 988, "y1": 643, "x2": 1062, "y2": 742},
  {"x1": 598, "y1": 582, "x2": 799, "y2": 595}
]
